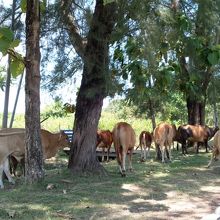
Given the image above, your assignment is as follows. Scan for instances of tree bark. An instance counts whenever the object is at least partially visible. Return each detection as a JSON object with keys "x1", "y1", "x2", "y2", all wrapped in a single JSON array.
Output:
[
  {"x1": 67, "y1": 0, "x2": 117, "y2": 174},
  {"x1": 148, "y1": 98, "x2": 156, "y2": 131},
  {"x1": 25, "y1": 0, "x2": 44, "y2": 183}
]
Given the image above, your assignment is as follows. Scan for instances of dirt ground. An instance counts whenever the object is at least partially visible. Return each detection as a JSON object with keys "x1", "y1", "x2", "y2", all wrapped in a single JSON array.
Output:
[{"x1": 96, "y1": 163, "x2": 220, "y2": 220}]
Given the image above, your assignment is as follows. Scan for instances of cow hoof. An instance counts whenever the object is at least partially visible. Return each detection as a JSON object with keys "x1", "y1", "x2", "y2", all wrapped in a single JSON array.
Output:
[{"x1": 121, "y1": 171, "x2": 126, "y2": 177}]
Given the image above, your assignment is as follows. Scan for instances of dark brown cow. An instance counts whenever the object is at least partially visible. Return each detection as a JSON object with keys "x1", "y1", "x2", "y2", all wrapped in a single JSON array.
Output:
[
  {"x1": 112, "y1": 122, "x2": 136, "y2": 177},
  {"x1": 153, "y1": 122, "x2": 177, "y2": 163},
  {"x1": 177, "y1": 125, "x2": 219, "y2": 154},
  {"x1": 96, "y1": 130, "x2": 113, "y2": 162},
  {"x1": 137, "y1": 131, "x2": 152, "y2": 161}
]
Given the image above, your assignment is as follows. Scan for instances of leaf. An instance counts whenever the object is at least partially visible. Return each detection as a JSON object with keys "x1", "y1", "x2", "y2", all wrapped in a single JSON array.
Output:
[
  {"x1": 10, "y1": 59, "x2": 25, "y2": 78},
  {"x1": 10, "y1": 39, "x2": 20, "y2": 48},
  {"x1": 20, "y1": 0, "x2": 27, "y2": 13},
  {"x1": 207, "y1": 51, "x2": 219, "y2": 65},
  {"x1": 0, "y1": 38, "x2": 11, "y2": 55},
  {"x1": 0, "y1": 27, "x2": 14, "y2": 41},
  {"x1": 40, "y1": 0, "x2": 47, "y2": 13}
]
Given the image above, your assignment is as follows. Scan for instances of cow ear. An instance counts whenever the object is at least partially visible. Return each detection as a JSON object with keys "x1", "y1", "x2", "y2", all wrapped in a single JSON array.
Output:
[{"x1": 59, "y1": 130, "x2": 64, "y2": 140}]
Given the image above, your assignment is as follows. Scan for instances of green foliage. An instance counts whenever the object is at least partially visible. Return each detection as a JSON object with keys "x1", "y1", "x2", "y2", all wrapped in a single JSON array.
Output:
[
  {"x1": 20, "y1": 0, "x2": 27, "y2": 13},
  {"x1": 0, "y1": 27, "x2": 24, "y2": 77},
  {"x1": 20, "y1": 0, "x2": 47, "y2": 13},
  {"x1": 0, "y1": 27, "x2": 15, "y2": 55},
  {"x1": 0, "y1": 66, "x2": 6, "y2": 91},
  {"x1": 41, "y1": 97, "x2": 70, "y2": 122}
]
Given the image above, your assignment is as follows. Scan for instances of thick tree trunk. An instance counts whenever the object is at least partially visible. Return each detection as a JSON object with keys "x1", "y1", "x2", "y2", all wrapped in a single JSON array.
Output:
[
  {"x1": 68, "y1": 96, "x2": 104, "y2": 173},
  {"x1": 68, "y1": 1, "x2": 117, "y2": 174},
  {"x1": 187, "y1": 97, "x2": 205, "y2": 125},
  {"x1": 25, "y1": 0, "x2": 44, "y2": 183}
]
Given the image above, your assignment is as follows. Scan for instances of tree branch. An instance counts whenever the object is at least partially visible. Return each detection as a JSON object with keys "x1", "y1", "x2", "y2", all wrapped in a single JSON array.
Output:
[{"x1": 60, "y1": 0, "x2": 86, "y2": 59}]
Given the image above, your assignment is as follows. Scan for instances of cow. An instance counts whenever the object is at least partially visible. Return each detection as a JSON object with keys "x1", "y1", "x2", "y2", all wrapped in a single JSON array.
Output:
[
  {"x1": 153, "y1": 122, "x2": 177, "y2": 163},
  {"x1": 136, "y1": 131, "x2": 152, "y2": 161},
  {"x1": 0, "y1": 129, "x2": 70, "y2": 189},
  {"x1": 96, "y1": 130, "x2": 113, "y2": 162},
  {"x1": 177, "y1": 125, "x2": 219, "y2": 154},
  {"x1": 207, "y1": 130, "x2": 220, "y2": 168},
  {"x1": 112, "y1": 122, "x2": 136, "y2": 177}
]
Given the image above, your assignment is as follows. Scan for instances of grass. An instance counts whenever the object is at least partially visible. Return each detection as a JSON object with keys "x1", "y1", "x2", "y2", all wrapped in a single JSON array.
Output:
[{"x1": 0, "y1": 148, "x2": 219, "y2": 220}]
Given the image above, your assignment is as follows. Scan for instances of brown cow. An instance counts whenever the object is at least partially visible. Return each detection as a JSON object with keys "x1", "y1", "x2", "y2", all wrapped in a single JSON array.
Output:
[
  {"x1": 137, "y1": 131, "x2": 152, "y2": 161},
  {"x1": 153, "y1": 122, "x2": 177, "y2": 163},
  {"x1": 96, "y1": 130, "x2": 113, "y2": 162},
  {"x1": 177, "y1": 125, "x2": 219, "y2": 154},
  {"x1": 112, "y1": 122, "x2": 136, "y2": 177},
  {"x1": 207, "y1": 130, "x2": 220, "y2": 168},
  {"x1": 0, "y1": 129, "x2": 70, "y2": 188}
]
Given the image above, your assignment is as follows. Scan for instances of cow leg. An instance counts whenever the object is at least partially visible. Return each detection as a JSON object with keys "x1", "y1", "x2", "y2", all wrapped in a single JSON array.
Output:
[
  {"x1": 196, "y1": 142, "x2": 200, "y2": 153},
  {"x1": 0, "y1": 163, "x2": 4, "y2": 189},
  {"x1": 204, "y1": 140, "x2": 209, "y2": 153},
  {"x1": 107, "y1": 147, "x2": 110, "y2": 162},
  {"x1": 115, "y1": 147, "x2": 123, "y2": 175},
  {"x1": 155, "y1": 144, "x2": 161, "y2": 160},
  {"x1": 147, "y1": 146, "x2": 150, "y2": 158},
  {"x1": 168, "y1": 146, "x2": 172, "y2": 162},
  {"x1": 128, "y1": 148, "x2": 133, "y2": 172},
  {"x1": 207, "y1": 147, "x2": 219, "y2": 168},
  {"x1": 3, "y1": 158, "x2": 15, "y2": 185},
  {"x1": 120, "y1": 150, "x2": 126, "y2": 177},
  {"x1": 160, "y1": 146, "x2": 166, "y2": 163},
  {"x1": 102, "y1": 148, "x2": 105, "y2": 162},
  {"x1": 182, "y1": 141, "x2": 187, "y2": 155},
  {"x1": 143, "y1": 146, "x2": 147, "y2": 160},
  {"x1": 207, "y1": 153, "x2": 214, "y2": 168},
  {"x1": 140, "y1": 145, "x2": 143, "y2": 160}
]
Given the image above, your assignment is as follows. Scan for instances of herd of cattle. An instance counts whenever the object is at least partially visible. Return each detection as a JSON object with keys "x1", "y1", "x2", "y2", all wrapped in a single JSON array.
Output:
[
  {"x1": 0, "y1": 121, "x2": 220, "y2": 188},
  {"x1": 96, "y1": 122, "x2": 220, "y2": 176}
]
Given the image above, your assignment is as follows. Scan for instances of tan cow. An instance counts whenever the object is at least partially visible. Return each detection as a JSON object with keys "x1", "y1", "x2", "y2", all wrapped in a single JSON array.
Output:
[
  {"x1": 0, "y1": 132, "x2": 25, "y2": 188},
  {"x1": 207, "y1": 130, "x2": 220, "y2": 168},
  {"x1": 112, "y1": 122, "x2": 136, "y2": 177},
  {"x1": 0, "y1": 129, "x2": 70, "y2": 189},
  {"x1": 96, "y1": 130, "x2": 113, "y2": 162},
  {"x1": 137, "y1": 131, "x2": 152, "y2": 161},
  {"x1": 153, "y1": 122, "x2": 177, "y2": 163}
]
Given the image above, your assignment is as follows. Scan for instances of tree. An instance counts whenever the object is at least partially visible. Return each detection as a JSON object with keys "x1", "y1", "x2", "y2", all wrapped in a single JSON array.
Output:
[
  {"x1": 25, "y1": 0, "x2": 44, "y2": 183},
  {"x1": 161, "y1": 0, "x2": 220, "y2": 125},
  {"x1": 60, "y1": 0, "x2": 117, "y2": 174}
]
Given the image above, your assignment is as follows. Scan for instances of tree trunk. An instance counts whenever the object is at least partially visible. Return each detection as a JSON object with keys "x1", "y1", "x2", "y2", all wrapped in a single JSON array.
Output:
[
  {"x1": 68, "y1": 1, "x2": 117, "y2": 174},
  {"x1": 25, "y1": 0, "x2": 44, "y2": 183},
  {"x1": 148, "y1": 98, "x2": 156, "y2": 131},
  {"x1": 187, "y1": 97, "x2": 205, "y2": 125},
  {"x1": 213, "y1": 102, "x2": 218, "y2": 127}
]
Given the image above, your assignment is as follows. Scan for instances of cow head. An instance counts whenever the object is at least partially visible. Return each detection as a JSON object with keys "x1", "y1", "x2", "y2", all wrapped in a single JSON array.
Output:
[{"x1": 58, "y1": 131, "x2": 70, "y2": 148}]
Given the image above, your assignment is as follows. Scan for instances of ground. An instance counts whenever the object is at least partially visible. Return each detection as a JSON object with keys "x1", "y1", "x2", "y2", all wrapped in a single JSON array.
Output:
[{"x1": 0, "y1": 147, "x2": 219, "y2": 220}]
